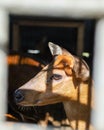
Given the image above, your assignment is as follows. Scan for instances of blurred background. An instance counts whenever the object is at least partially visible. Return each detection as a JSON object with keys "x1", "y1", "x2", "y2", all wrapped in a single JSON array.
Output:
[{"x1": 7, "y1": 14, "x2": 95, "y2": 128}]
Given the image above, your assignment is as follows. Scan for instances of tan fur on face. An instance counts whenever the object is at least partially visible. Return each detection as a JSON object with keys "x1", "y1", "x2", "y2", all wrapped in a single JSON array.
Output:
[
  {"x1": 53, "y1": 55, "x2": 74, "y2": 75},
  {"x1": 15, "y1": 42, "x2": 94, "y2": 130}
]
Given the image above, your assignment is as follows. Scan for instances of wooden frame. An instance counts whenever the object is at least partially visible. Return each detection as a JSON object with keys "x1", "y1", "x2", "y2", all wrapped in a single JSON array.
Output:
[{"x1": 12, "y1": 20, "x2": 85, "y2": 56}]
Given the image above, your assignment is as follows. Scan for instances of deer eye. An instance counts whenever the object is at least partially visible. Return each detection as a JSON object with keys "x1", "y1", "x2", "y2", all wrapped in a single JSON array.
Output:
[{"x1": 51, "y1": 74, "x2": 62, "y2": 80}]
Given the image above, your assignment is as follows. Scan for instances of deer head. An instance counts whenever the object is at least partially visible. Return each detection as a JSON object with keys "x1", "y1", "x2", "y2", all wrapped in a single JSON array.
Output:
[{"x1": 14, "y1": 42, "x2": 90, "y2": 107}]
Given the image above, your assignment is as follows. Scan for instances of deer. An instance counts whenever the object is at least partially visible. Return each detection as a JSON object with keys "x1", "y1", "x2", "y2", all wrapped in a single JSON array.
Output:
[{"x1": 14, "y1": 42, "x2": 94, "y2": 130}]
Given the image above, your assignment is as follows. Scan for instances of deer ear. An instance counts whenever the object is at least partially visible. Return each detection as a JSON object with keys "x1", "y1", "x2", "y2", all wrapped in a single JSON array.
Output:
[
  {"x1": 48, "y1": 42, "x2": 62, "y2": 56},
  {"x1": 48, "y1": 42, "x2": 90, "y2": 81},
  {"x1": 73, "y1": 57, "x2": 90, "y2": 82}
]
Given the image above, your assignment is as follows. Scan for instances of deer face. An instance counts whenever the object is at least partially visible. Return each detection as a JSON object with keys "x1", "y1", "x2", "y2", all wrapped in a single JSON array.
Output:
[{"x1": 14, "y1": 42, "x2": 90, "y2": 107}]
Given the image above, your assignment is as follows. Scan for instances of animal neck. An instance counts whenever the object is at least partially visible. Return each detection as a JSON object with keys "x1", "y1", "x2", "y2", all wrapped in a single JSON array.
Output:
[{"x1": 63, "y1": 80, "x2": 94, "y2": 130}]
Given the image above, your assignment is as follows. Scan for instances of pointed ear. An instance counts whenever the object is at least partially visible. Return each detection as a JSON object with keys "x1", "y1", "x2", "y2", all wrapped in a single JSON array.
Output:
[
  {"x1": 73, "y1": 57, "x2": 90, "y2": 82},
  {"x1": 48, "y1": 42, "x2": 62, "y2": 56},
  {"x1": 48, "y1": 42, "x2": 90, "y2": 82}
]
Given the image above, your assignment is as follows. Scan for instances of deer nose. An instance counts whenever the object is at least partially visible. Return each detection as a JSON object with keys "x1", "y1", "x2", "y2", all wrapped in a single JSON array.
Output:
[{"x1": 14, "y1": 89, "x2": 24, "y2": 103}]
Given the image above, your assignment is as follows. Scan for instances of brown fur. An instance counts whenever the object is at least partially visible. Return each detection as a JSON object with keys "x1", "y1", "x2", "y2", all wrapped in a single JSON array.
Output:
[{"x1": 15, "y1": 42, "x2": 94, "y2": 130}]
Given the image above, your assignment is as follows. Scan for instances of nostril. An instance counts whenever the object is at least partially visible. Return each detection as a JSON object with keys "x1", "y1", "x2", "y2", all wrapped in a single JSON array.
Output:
[{"x1": 14, "y1": 89, "x2": 24, "y2": 103}]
